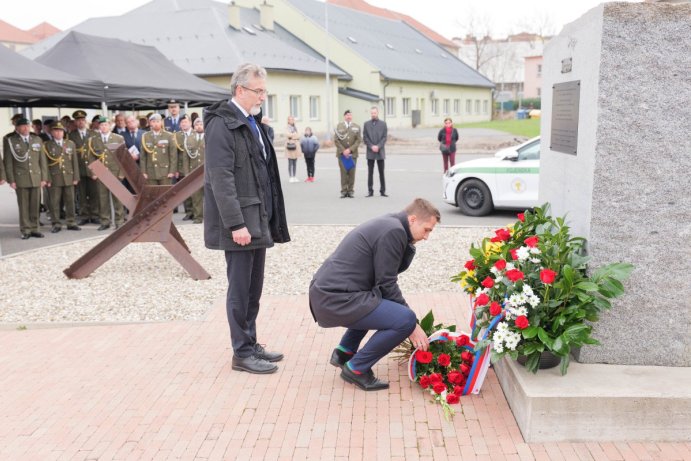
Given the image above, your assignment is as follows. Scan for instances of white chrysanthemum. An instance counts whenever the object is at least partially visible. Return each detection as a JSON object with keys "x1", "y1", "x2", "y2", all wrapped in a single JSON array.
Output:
[
  {"x1": 506, "y1": 262, "x2": 516, "y2": 271},
  {"x1": 530, "y1": 258, "x2": 541, "y2": 264},
  {"x1": 494, "y1": 275, "x2": 504, "y2": 284},
  {"x1": 493, "y1": 341, "x2": 504, "y2": 354},
  {"x1": 522, "y1": 284, "x2": 534, "y2": 295},
  {"x1": 490, "y1": 267, "x2": 500, "y2": 276},
  {"x1": 528, "y1": 295, "x2": 540, "y2": 307},
  {"x1": 517, "y1": 246, "x2": 530, "y2": 261},
  {"x1": 475, "y1": 286, "x2": 488, "y2": 296},
  {"x1": 530, "y1": 247, "x2": 541, "y2": 255}
]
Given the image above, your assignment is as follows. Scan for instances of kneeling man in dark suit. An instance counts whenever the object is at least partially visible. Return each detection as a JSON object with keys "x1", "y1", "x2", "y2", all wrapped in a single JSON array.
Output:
[{"x1": 309, "y1": 198, "x2": 439, "y2": 391}]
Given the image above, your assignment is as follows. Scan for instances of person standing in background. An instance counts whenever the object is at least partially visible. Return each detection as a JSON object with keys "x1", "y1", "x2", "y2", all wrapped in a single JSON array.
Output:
[
  {"x1": 333, "y1": 110, "x2": 361, "y2": 198},
  {"x1": 300, "y1": 127, "x2": 319, "y2": 182},
  {"x1": 437, "y1": 117, "x2": 459, "y2": 173},
  {"x1": 285, "y1": 115, "x2": 301, "y2": 183},
  {"x1": 363, "y1": 107, "x2": 388, "y2": 197},
  {"x1": 261, "y1": 116, "x2": 274, "y2": 143}
]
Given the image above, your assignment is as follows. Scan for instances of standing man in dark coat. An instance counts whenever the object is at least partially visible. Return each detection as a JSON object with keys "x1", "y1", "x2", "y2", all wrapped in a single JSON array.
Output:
[
  {"x1": 363, "y1": 106, "x2": 388, "y2": 197},
  {"x1": 204, "y1": 62, "x2": 290, "y2": 375},
  {"x1": 309, "y1": 198, "x2": 439, "y2": 391}
]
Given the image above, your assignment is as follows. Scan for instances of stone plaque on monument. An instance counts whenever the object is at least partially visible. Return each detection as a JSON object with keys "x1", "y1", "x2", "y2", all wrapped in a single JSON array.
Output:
[{"x1": 550, "y1": 80, "x2": 580, "y2": 155}]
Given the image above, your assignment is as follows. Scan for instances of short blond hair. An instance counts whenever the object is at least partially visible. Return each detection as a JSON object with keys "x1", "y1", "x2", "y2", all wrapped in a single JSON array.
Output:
[{"x1": 404, "y1": 198, "x2": 441, "y2": 223}]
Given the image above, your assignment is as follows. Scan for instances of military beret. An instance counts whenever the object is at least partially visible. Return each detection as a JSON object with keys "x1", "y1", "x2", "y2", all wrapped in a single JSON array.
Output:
[
  {"x1": 32, "y1": 119, "x2": 43, "y2": 125},
  {"x1": 11, "y1": 113, "x2": 24, "y2": 122},
  {"x1": 343, "y1": 109, "x2": 351, "y2": 116},
  {"x1": 72, "y1": 110, "x2": 87, "y2": 119},
  {"x1": 51, "y1": 122, "x2": 67, "y2": 132},
  {"x1": 15, "y1": 117, "x2": 30, "y2": 126},
  {"x1": 149, "y1": 113, "x2": 162, "y2": 121},
  {"x1": 193, "y1": 117, "x2": 203, "y2": 125},
  {"x1": 96, "y1": 115, "x2": 108, "y2": 123}
]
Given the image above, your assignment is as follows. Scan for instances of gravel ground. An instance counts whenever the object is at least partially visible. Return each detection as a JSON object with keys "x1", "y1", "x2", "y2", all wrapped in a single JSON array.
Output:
[{"x1": 0, "y1": 225, "x2": 491, "y2": 324}]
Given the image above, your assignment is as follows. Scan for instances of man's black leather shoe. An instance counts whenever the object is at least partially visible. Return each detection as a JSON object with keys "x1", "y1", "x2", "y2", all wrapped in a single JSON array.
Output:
[
  {"x1": 67, "y1": 225, "x2": 81, "y2": 231},
  {"x1": 20, "y1": 233, "x2": 30, "y2": 240},
  {"x1": 329, "y1": 348, "x2": 351, "y2": 368},
  {"x1": 380, "y1": 193, "x2": 389, "y2": 197},
  {"x1": 78, "y1": 219, "x2": 89, "y2": 226},
  {"x1": 254, "y1": 344, "x2": 284, "y2": 362},
  {"x1": 51, "y1": 225, "x2": 61, "y2": 233},
  {"x1": 182, "y1": 215, "x2": 193, "y2": 221},
  {"x1": 366, "y1": 192, "x2": 374, "y2": 197},
  {"x1": 97, "y1": 224, "x2": 110, "y2": 231},
  {"x1": 346, "y1": 193, "x2": 354, "y2": 198},
  {"x1": 340, "y1": 366, "x2": 389, "y2": 391},
  {"x1": 232, "y1": 355, "x2": 278, "y2": 374},
  {"x1": 30, "y1": 231, "x2": 44, "y2": 238},
  {"x1": 340, "y1": 193, "x2": 347, "y2": 198}
]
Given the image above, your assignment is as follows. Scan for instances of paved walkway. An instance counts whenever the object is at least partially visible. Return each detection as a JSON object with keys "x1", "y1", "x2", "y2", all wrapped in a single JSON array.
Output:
[{"x1": 1, "y1": 293, "x2": 689, "y2": 460}]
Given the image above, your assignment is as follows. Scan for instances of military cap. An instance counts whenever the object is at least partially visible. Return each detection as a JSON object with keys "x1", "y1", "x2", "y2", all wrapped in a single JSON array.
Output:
[
  {"x1": 11, "y1": 113, "x2": 24, "y2": 122},
  {"x1": 72, "y1": 110, "x2": 87, "y2": 119},
  {"x1": 32, "y1": 119, "x2": 43, "y2": 126},
  {"x1": 149, "y1": 113, "x2": 162, "y2": 121},
  {"x1": 96, "y1": 115, "x2": 108, "y2": 123},
  {"x1": 51, "y1": 122, "x2": 67, "y2": 132},
  {"x1": 167, "y1": 99, "x2": 179, "y2": 105},
  {"x1": 92, "y1": 115, "x2": 102, "y2": 122},
  {"x1": 15, "y1": 117, "x2": 30, "y2": 126}
]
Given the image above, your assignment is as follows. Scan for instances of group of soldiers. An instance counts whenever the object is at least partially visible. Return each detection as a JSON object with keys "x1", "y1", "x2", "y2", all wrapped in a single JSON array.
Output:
[{"x1": 0, "y1": 101, "x2": 205, "y2": 240}]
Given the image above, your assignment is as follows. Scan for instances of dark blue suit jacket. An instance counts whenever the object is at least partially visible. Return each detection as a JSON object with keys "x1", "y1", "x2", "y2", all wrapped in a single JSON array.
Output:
[
  {"x1": 123, "y1": 129, "x2": 143, "y2": 162},
  {"x1": 164, "y1": 116, "x2": 181, "y2": 133}
]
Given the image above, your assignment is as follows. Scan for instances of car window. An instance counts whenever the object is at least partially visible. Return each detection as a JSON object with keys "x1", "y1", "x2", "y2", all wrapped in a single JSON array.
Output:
[{"x1": 518, "y1": 140, "x2": 540, "y2": 160}]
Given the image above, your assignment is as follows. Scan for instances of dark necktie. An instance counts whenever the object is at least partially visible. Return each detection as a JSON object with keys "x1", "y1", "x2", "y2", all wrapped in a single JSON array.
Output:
[{"x1": 247, "y1": 115, "x2": 260, "y2": 142}]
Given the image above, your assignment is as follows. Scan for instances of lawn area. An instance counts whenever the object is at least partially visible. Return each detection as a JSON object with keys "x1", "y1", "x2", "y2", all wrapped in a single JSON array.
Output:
[{"x1": 457, "y1": 118, "x2": 540, "y2": 138}]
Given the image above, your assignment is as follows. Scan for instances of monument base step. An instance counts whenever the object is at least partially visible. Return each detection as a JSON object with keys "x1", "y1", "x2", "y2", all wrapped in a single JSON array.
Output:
[{"x1": 493, "y1": 358, "x2": 691, "y2": 442}]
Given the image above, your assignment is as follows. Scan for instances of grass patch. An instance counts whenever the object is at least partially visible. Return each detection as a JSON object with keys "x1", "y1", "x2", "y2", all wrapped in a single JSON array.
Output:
[{"x1": 457, "y1": 119, "x2": 540, "y2": 138}]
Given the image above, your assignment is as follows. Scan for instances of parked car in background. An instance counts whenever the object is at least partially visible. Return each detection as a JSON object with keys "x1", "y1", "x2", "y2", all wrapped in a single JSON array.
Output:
[{"x1": 442, "y1": 137, "x2": 540, "y2": 216}]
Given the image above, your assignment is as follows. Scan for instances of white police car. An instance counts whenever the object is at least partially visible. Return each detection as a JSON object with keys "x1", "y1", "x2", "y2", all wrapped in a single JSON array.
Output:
[{"x1": 442, "y1": 136, "x2": 540, "y2": 216}]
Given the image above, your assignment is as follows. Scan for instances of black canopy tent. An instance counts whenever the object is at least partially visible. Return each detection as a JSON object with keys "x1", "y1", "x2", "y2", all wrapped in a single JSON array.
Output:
[
  {"x1": 34, "y1": 31, "x2": 229, "y2": 109},
  {"x1": 0, "y1": 44, "x2": 105, "y2": 107}
]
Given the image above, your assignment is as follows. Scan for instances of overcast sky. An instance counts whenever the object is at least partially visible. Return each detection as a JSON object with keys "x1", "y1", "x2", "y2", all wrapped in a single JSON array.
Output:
[{"x1": 4, "y1": 0, "x2": 640, "y2": 39}]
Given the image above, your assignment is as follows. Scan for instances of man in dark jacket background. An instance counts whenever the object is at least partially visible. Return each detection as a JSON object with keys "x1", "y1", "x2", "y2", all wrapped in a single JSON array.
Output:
[
  {"x1": 204, "y1": 62, "x2": 290, "y2": 375},
  {"x1": 309, "y1": 198, "x2": 439, "y2": 391},
  {"x1": 363, "y1": 106, "x2": 388, "y2": 197}
]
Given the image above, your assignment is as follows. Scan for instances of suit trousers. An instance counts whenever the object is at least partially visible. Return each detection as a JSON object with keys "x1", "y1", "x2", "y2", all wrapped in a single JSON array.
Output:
[
  {"x1": 367, "y1": 159, "x2": 386, "y2": 194},
  {"x1": 339, "y1": 299, "x2": 417, "y2": 373},
  {"x1": 338, "y1": 157, "x2": 357, "y2": 194},
  {"x1": 15, "y1": 186, "x2": 41, "y2": 234},
  {"x1": 224, "y1": 248, "x2": 266, "y2": 358}
]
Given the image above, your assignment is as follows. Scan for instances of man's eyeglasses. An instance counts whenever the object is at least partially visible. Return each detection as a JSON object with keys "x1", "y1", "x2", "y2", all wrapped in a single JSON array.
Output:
[{"x1": 241, "y1": 85, "x2": 268, "y2": 96}]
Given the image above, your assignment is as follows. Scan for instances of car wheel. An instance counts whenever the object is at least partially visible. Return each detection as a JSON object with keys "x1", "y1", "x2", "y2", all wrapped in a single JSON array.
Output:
[{"x1": 456, "y1": 179, "x2": 493, "y2": 216}]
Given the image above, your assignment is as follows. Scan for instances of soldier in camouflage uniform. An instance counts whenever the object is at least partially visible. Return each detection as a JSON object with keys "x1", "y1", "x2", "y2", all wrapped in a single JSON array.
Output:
[
  {"x1": 2, "y1": 118, "x2": 48, "y2": 239},
  {"x1": 68, "y1": 110, "x2": 99, "y2": 225},
  {"x1": 88, "y1": 117, "x2": 125, "y2": 230},
  {"x1": 140, "y1": 113, "x2": 176, "y2": 185},
  {"x1": 333, "y1": 109, "x2": 361, "y2": 198},
  {"x1": 43, "y1": 122, "x2": 81, "y2": 233}
]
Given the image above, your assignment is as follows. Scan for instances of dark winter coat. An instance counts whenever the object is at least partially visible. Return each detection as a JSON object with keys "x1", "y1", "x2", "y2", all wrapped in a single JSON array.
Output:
[
  {"x1": 437, "y1": 127, "x2": 459, "y2": 154},
  {"x1": 300, "y1": 134, "x2": 320, "y2": 159},
  {"x1": 308, "y1": 212, "x2": 416, "y2": 328},
  {"x1": 203, "y1": 100, "x2": 290, "y2": 251},
  {"x1": 363, "y1": 118, "x2": 387, "y2": 160}
]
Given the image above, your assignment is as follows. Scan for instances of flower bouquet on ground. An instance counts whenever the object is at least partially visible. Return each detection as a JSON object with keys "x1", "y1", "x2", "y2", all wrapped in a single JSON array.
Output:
[
  {"x1": 394, "y1": 310, "x2": 488, "y2": 420},
  {"x1": 452, "y1": 204, "x2": 634, "y2": 375}
]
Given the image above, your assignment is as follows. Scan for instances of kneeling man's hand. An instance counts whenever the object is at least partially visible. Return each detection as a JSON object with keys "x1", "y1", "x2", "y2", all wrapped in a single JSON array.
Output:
[{"x1": 408, "y1": 324, "x2": 429, "y2": 351}]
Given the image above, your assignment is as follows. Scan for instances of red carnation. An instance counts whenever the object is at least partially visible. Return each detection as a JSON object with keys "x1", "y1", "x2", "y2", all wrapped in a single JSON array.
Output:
[
  {"x1": 429, "y1": 373, "x2": 443, "y2": 384},
  {"x1": 524, "y1": 236, "x2": 539, "y2": 248},
  {"x1": 447, "y1": 371, "x2": 462, "y2": 384},
  {"x1": 510, "y1": 248, "x2": 519, "y2": 260},
  {"x1": 460, "y1": 364, "x2": 471, "y2": 375},
  {"x1": 505, "y1": 269, "x2": 525, "y2": 282},
  {"x1": 415, "y1": 350, "x2": 433, "y2": 364},
  {"x1": 489, "y1": 301, "x2": 502, "y2": 316},
  {"x1": 446, "y1": 393, "x2": 460, "y2": 404},
  {"x1": 515, "y1": 315, "x2": 530, "y2": 329},
  {"x1": 461, "y1": 351, "x2": 473, "y2": 362},
  {"x1": 453, "y1": 385, "x2": 464, "y2": 396},
  {"x1": 455, "y1": 335, "x2": 470, "y2": 347},
  {"x1": 433, "y1": 382, "x2": 447, "y2": 394},
  {"x1": 493, "y1": 228, "x2": 511, "y2": 242},
  {"x1": 475, "y1": 293, "x2": 490, "y2": 306},
  {"x1": 464, "y1": 259, "x2": 475, "y2": 271},
  {"x1": 517, "y1": 212, "x2": 525, "y2": 222},
  {"x1": 418, "y1": 375, "x2": 431, "y2": 388},
  {"x1": 494, "y1": 259, "x2": 507, "y2": 271},
  {"x1": 481, "y1": 276, "x2": 495, "y2": 288},
  {"x1": 540, "y1": 268, "x2": 557, "y2": 284},
  {"x1": 437, "y1": 353, "x2": 451, "y2": 367}
]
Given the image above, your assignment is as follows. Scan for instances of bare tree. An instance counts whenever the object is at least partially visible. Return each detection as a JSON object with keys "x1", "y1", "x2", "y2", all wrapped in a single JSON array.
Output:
[{"x1": 456, "y1": 8, "x2": 497, "y2": 72}]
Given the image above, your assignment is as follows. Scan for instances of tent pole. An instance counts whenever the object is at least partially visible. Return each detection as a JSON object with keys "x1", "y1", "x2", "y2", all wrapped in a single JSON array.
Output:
[{"x1": 101, "y1": 101, "x2": 108, "y2": 116}]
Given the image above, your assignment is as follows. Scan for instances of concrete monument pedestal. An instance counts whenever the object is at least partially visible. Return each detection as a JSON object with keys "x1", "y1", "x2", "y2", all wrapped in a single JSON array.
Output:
[{"x1": 494, "y1": 2, "x2": 691, "y2": 441}]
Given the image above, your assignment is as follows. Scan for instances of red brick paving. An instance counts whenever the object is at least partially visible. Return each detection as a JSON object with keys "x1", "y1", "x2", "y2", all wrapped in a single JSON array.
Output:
[{"x1": 0, "y1": 292, "x2": 689, "y2": 460}]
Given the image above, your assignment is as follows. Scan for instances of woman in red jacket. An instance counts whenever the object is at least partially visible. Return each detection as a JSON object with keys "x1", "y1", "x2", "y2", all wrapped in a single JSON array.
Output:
[{"x1": 437, "y1": 117, "x2": 459, "y2": 173}]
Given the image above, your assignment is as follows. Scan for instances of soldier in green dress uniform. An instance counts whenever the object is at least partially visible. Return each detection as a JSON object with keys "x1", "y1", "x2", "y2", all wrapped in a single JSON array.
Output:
[
  {"x1": 174, "y1": 115, "x2": 205, "y2": 222},
  {"x1": 43, "y1": 122, "x2": 81, "y2": 233},
  {"x1": 333, "y1": 109, "x2": 361, "y2": 198},
  {"x1": 88, "y1": 117, "x2": 125, "y2": 231},
  {"x1": 2, "y1": 118, "x2": 48, "y2": 239},
  {"x1": 68, "y1": 110, "x2": 100, "y2": 225},
  {"x1": 140, "y1": 113, "x2": 176, "y2": 185}
]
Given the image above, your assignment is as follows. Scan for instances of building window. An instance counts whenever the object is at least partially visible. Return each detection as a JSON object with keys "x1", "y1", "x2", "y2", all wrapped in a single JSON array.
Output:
[
  {"x1": 431, "y1": 99, "x2": 439, "y2": 115},
  {"x1": 453, "y1": 99, "x2": 460, "y2": 115},
  {"x1": 309, "y1": 96, "x2": 320, "y2": 120},
  {"x1": 385, "y1": 97, "x2": 396, "y2": 117},
  {"x1": 475, "y1": 100, "x2": 480, "y2": 114},
  {"x1": 483, "y1": 100, "x2": 489, "y2": 115},
  {"x1": 402, "y1": 98, "x2": 411, "y2": 116},
  {"x1": 443, "y1": 99, "x2": 450, "y2": 115},
  {"x1": 465, "y1": 99, "x2": 472, "y2": 114},
  {"x1": 289, "y1": 95, "x2": 301, "y2": 119},
  {"x1": 537, "y1": 64, "x2": 542, "y2": 77},
  {"x1": 263, "y1": 95, "x2": 276, "y2": 121}
]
